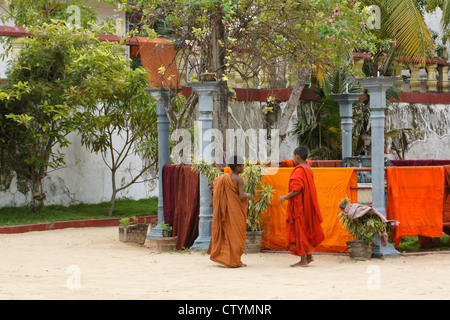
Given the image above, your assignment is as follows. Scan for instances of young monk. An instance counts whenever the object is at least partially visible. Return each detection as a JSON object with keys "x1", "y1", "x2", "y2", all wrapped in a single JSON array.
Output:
[
  {"x1": 279, "y1": 146, "x2": 325, "y2": 267},
  {"x1": 208, "y1": 156, "x2": 251, "y2": 268}
]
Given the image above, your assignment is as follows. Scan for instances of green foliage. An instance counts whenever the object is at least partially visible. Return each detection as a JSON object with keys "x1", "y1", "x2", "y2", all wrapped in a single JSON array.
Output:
[
  {"x1": 65, "y1": 29, "x2": 158, "y2": 217},
  {"x1": 119, "y1": 216, "x2": 138, "y2": 228},
  {"x1": 395, "y1": 234, "x2": 450, "y2": 252},
  {"x1": 0, "y1": 0, "x2": 108, "y2": 27},
  {"x1": 0, "y1": 1, "x2": 116, "y2": 59},
  {"x1": 292, "y1": 99, "x2": 342, "y2": 160},
  {"x1": 338, "y1": 197, "x2": 387, "y2": 243},
  {"x1": 241, "y1": 160, "x2": 274, "y2": 232},
  {"x1": 0, "y1": 198, "x2": 158, "y2": 226},
  {"x1": 241, "y1": 0, "x2": 377, "y2": 81},
  {"x1": 159, "y1": 222, "x2": 174, "y2": 237},
  {"x1": 0, "y1": 21, "x2": 92, "y2": 211},
  {"x1": 190, "y1": 155, "x2": 223, "y2": 184},
  {"x1": 0, "y1": 20, "x2": 157, "y2": 214},
  {"x1": 191, "y1": 156, "x2": 274, "y2": 232}
]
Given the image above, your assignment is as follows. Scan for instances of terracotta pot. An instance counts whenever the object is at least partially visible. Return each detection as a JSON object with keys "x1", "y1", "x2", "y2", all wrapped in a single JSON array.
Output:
[
  {"x1": 245, "y1": 230, "x2": 265, "y2": 253},
  {"x1": 155, "y1": 236, "x2": 178, "y2": 251},
  {"x1": 346, "y1": 240, "x2": 374, "y2": 261}
]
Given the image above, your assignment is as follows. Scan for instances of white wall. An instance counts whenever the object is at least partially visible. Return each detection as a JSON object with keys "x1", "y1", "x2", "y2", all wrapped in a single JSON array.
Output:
[
  {"x1": 0, "y1": 3, "x2": 156, "y2": 208},
  {"x1": 386, "y1": 103, "x2": 450, "y2": 160}
]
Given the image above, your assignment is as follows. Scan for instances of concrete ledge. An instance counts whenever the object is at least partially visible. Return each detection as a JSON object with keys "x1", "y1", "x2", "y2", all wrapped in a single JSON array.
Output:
[{"x1": 0, "y1": 215, "x2": 157, "y2": 234}]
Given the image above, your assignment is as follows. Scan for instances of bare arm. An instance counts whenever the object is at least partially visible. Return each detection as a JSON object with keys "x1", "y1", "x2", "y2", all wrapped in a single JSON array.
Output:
[
  {"x1": 237, "y1": 176, "x2": 252, "y2": 200},
  {"x1": 278, "y1": 190, "x2": 301, "y2": 204}
]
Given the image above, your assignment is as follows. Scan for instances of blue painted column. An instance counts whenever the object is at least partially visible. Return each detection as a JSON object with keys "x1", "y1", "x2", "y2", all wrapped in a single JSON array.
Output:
[
  {"x1": 330, "y1": 93, "x2": 361, "y2": 160},
  {"x1": 146, "y1": 88, "x2": 170, "y2": 239},
  {"x1": 357, "y1": 77, "x2": 400, "y2": 258},
  {"x1": 189, "y1": 81, "x2": 220, "y2": 250}
]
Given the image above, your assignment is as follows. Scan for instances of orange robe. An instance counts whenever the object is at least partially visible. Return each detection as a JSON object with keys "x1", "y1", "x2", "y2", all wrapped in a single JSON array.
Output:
[
  {"x1": 208, "y1": 173, "x2": 248, "y2": 267},
  {"x1": 281, "y1": 159, "x2": 313, "y2": 168},
  {"x1": 286, "y1": 165, "x2": 325, "y2": 256}
]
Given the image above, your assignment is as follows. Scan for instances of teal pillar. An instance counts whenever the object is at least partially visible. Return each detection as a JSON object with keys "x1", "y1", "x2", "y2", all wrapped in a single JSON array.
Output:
[
  {"x1": 357, "y1": 76, "x2": 400, "y2": 258},
  {"x1": 189, "y1": 81, "x2": 220, "y2": 250},
  {"x1": 146, "y1": 88, "x2": 170, "y2": 239},
  {"x1": 330, "y1": 93, "x2": 361, "y2": 160}
]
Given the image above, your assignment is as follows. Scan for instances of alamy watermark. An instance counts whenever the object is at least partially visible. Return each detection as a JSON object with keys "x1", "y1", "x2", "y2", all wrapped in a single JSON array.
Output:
[
  {"x1": 66, "y1": 264, "x2": 81, "y2": 290},
  {"x1": 366, "y1": 265, "x2": 381, "y2": 290},
  {"x1": 365, "y1": 5, "x2": 381, "y2": 30},
  {"x1": 170, "y1": 123, "x2": 280, "y2": 171}
]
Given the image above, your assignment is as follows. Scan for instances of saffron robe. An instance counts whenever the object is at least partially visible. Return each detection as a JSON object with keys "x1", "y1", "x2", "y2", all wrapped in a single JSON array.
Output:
[
  {"x1": 208, "y1": 173, "x2": 248, "y2": 267},
  {"x1": 286, "y1": 165, "x2": 325, "y2": 256}
]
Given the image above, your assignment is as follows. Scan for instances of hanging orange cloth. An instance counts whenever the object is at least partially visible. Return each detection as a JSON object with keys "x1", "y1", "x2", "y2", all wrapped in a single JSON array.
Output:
[
  {"x1": 134, "y1": 37, "x2": 179, "y2": 89},
  {"x1": 313, "y1": 168, "x2": 357, "y2": 252},
  {"x1": 444, "y1": 165, "x2": 450, "y2": 223},
  {"x1": 261, "y1": 167, "x2": 356, "y2": 253},
  {"x1": 285, "y1": 166, "x2": 325, "y2": 256},
  {"x1": 386, "y1": 166, "x2": 445, "y2": 246},
  {"x1": 208, "y1": 173, "x2": 248, "y2": 268}
]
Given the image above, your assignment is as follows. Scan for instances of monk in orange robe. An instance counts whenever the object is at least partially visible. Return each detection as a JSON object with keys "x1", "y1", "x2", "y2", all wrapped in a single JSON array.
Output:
[
  {"x1": 279, "y1": 147, "x2": 325, "y2": 267},
  {"x1": 208, "y1": 156, "x2": 251, "y2": 268}
]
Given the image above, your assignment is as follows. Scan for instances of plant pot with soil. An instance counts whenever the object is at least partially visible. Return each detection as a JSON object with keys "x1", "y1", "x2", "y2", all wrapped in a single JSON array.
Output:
[
  {"x1": 155, "y1": 222, "x2": 178, "y2": 252},
  {"x1": 119, "y1": 217, "x2": 149, "y2": 245},
  {"x1": 241, "y1": 161, "x2": 274, "y2": 253},
  {"x1": 338, "y1": 196, "x2": 398, "y2": 261}
]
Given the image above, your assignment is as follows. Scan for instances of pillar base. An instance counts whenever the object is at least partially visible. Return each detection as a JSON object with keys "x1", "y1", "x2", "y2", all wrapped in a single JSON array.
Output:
[
  {"x1": 147, "y1": 224, "x2": 164, "y2": 240},
  {"x1": 190, "y1": 236, "x2": 211, "y2": 251},
  {"x1": 371, "y1": 235, "x2": 401, "y2": 258}
]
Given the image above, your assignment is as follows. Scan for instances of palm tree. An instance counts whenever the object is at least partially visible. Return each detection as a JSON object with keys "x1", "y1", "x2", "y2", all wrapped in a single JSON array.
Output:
[
  {"x1": 361, "y1": 0, "x2": 435, "y2": 74},
  {"x1": 442, "y1": 0, "x2": 450, "y2": 30}
]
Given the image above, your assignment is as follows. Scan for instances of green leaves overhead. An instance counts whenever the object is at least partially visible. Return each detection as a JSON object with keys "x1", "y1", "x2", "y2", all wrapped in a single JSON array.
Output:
[{"x1": 361, "y1": 0, "x2": 435, "y2": 65}]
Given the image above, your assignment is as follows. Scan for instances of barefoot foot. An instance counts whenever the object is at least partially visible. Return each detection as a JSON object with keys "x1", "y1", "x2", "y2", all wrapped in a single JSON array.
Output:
[{"x1": 290, "y1": 261, "x2": 308, "y2": 268}]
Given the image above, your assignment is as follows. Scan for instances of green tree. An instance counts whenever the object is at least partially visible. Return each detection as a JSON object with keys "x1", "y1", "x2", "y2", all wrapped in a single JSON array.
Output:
[
  {"x1": 361, "y1": 0, "x2": 435, "y2": 74},
  {"x1": 0, "y1": 22, "x2": 91, "y2": 211},
  {"x1": 0, "y1": 0, "x2": 109, "y2": 26},
  {"x1": 1, "y1": 19, "x2": 157, "y2": 214},
  {"x1": 121, "y1": 0, "x2": 376, "y2": 145},
  {"x1": 426, "y1": 0, "x2": 450, "y2": 40},
  {"x1": 0, "y1": 0, "x2": 116, "y2": 58},
  {"x1": 68, "y1": 39, "x2": 158, "y2": 217}
]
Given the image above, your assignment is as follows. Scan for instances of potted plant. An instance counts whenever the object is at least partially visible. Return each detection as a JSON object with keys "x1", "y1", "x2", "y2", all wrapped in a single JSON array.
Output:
[
  {"x1": 241, "y1": 160, "x2": 274, "y2": 253},
  {"x1": 155, "y1": 222, "x2": 178, "y2": 252},
  {"x1": 191, "y1": 157, "x2": 274, "y2": 253},
  {"x1": 338, "y1": 196, "x2": 396, "y2": 260},
  {"x1": 119, "y1": 216, "x2": 149, "y2": 245}
]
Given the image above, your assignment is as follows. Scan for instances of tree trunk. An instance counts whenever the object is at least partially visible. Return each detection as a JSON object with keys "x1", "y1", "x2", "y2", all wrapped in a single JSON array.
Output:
[
  {"x1": 278, "y1": 67, "x2": 311, "y2": 143},
  {"x1": 108, "y1": 190, "x2": 116, "y2": 217},
  {"x1": 108, "y1": 170, "x2": 117, "y2": 217},
  {"x1": 211, "y1": 3, "x2": 228, "y2": 165}
]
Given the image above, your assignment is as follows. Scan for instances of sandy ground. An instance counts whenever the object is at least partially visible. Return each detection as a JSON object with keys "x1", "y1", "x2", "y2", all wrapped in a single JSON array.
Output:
[{"x1": 1, "y1": 226, "x2": 450, "y2": 300}]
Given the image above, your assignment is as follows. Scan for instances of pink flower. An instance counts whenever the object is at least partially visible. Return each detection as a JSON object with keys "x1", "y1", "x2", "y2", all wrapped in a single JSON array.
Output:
[
  {"x1": 390, "y1": 220, "x2": 400, "y2": 227},
  {"x1": 334, "y1": 7, "x2": 340, "y2": 16},
  {"x1": 360, "y1": 21, "x2": 366, "y2": 28},
  {"x1": 351, "y1": 0, "x2": 356, "y2": 4},
  {"x1": 393, "y1": 38, "x2": 397, "y2": 46},
  {"x1": 223, "y1": 20, "x2": 231, "y2": 27}
]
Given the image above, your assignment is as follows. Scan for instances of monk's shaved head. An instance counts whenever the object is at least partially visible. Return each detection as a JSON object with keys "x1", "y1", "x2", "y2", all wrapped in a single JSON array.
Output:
[
  {"x1": 294, "y1": 146, "x2": 309, "y2": 160},
  {"x1": 228, "y1": 155, "x2": 245, "y2": 171}
]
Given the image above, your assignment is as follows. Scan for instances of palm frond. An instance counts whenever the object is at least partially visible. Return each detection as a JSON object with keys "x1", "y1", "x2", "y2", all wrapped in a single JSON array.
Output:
[
  {"x1": 380, "y1": 0, "x2": 434, "y2": 63},
  {"x1": 443, "y1": 0, "x2": 450, "y2": 30},
  {"x1": 362, "y1": 0, "x2": 435, "y2": 64}
]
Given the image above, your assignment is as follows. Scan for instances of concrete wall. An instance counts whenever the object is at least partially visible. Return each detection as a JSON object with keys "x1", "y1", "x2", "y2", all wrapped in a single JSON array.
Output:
[
  {"x1": 0, "y1": 131, "x2": 158, "y2": 208},
  {"x1": 386, "y1": 103, "x2": 450, "y2": 160}
]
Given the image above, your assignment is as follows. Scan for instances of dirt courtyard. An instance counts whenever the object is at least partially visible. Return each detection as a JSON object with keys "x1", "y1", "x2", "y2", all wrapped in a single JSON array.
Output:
[{"x1": 1, "y1": 226, "x2": 450, "y2": 300}]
